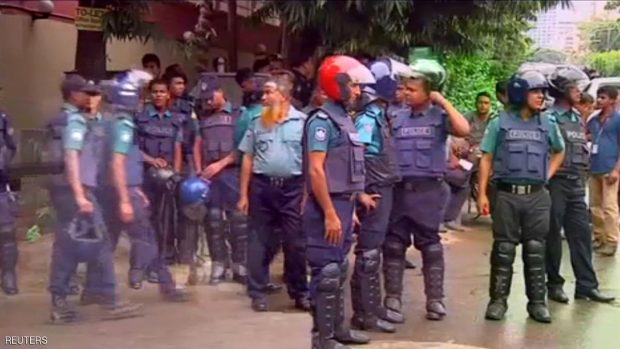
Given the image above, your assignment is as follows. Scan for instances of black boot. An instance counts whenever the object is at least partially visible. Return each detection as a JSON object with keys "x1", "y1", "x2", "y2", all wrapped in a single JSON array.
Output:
[
  {"x1": 229, "y1": 211, "x2": 248, "y2": 285},
  {"x1": 335, "y1": 261, "x2": 370, "y2": 345},
  {"x1": 350, "y1": 249, "x2": 395, "y2": 333},
  {"x1": 206, "y1": 213, "x2": 228, "y2": 285},
  {"x1": 485, "y1": 242, "x2": 516, "y2": 321},
  {"x1": 50, "y1": 295, "x2": 78, "y2": 324},
  {"x1": 421, "y1": 243, "x2": 446, "y2": 321},
  {"x1": 382, "y1": 241, "x2": 406, "y2": 318},
  {"x1": 0, "y1": 238, "x2": 18, "y2": 295},
  {"x1": 311, "y1": 263, "x2": 349, "y2": 349},
  {"x1": 523, "y1": 240, "x2": 551, "y2": 324}
]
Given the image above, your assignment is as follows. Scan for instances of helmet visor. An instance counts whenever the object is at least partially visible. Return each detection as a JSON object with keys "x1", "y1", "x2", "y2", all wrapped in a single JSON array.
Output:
[
  {"x1": 346, "y1": 64, "x2": 376, "y2": 85},
  {"x1": 389, "y1": 59, "x2": 414, "y2": 78}
]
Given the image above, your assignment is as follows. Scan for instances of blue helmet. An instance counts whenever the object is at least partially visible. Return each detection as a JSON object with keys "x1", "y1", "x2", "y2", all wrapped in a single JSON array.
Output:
[
  {"x1": 179, "y1": 176, "x2": 211, "y2": 206},
  {"x1": 102, "y1": 69, "x2": 153, "y2": 112},
  {"x1": 507, "y1": 70, "x2": 548, "y2": 106},
  {"x1": 190, "y1": 73, "x2": 222, "y2": 102},
  {"x1": 367, "y1": 58, "x2": 413, "y2": 101}
]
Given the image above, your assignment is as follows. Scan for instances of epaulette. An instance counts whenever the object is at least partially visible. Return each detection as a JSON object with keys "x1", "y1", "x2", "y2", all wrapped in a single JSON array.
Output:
[{"x1": 312, "y1": 110, "x2": 329, "y2": 119}]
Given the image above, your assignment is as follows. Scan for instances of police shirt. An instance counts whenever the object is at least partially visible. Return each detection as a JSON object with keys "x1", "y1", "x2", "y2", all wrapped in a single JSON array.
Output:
[
  {"x1": 63, "y1": 112, "x2": 103, "y2": 151},
  {"x1": 142, "y1": 104, "x2": 184, "y2": 144},
  {"x1": 238, "y1": 106, "x2": 306, "y2": 177},
  {"x1": 306, "y1": 110, "x2": 346, "y2": 153},
  {"x1": 113, "y1": 115, "x2": 137, "y2": 155},
  {"x1": 234, "y1": 104, "x2": 261, "y2": 150},
  {"x1": 355, "y1": 103, "x2": 385, "y2": 156},
  {"x1": 480, "y1": 110, "x2": 565, "y2": 184}
]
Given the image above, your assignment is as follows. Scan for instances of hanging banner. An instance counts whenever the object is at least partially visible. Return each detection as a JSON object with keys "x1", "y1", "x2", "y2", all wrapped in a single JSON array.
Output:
[{"x1": 75, "y1": 6, "x2": 108, "y2": 32}]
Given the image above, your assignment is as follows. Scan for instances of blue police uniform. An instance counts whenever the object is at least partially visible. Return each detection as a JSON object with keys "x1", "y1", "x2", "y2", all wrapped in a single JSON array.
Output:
[
  {"x1": 383, "y1": 103, "x2": 451, "y2": 321},
  {"x1": 238, "y1": 105, "x2": 309, "y2": 307},
  {"x1": 170, "y1": 96, "x2": 196, "y2": 175},
  {"x1": 196, "y1": 103, "x2": 248, "y2": 284},
  {"x1": 0, "y1": 110, "x2": 19, "y2": 295},
  {"x1": 135, "y1": 104, "x2": 182, "y2": 269},
  {"x1": 481, "y1": 108, "x2": 564, "y2": 323},
  {"x1": 48, "y1": 112, "x2": 118, "y2": 310},
  {"x1": 303, "y1": 101, "x2": 369, "y2": 345},
  {"x1": 349, "y1": 100, "x2": 403, "y2": 332},
  {"x1": 545, "y1": 105, "x2": 600, "y2": 297},
  {"x1": 106, "y1": 113, "x2": 185, "y2": 299}
]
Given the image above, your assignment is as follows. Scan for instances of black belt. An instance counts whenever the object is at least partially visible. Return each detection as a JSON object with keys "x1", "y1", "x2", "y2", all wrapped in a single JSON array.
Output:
[
  {"x1": 398, "y1": 177, "x2": 443, "y2": 192},
  {"x1": 254, "y1": 174, "x2": 303, "y2": 188},
  {"x1": 496, "y1": 182, "x2": 544, "y2": 195},
  {"x1": 552, "y1": 173, "x2": 582, "y2": 181}
]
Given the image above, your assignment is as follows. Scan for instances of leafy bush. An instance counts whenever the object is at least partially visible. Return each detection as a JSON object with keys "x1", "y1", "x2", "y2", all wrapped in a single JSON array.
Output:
[
  {"x1": 587, "y1": 50, "x2": 620, "y2": 77},
  {"x1": 443, "y1": 54, "x2": 501, "y2": 112}
]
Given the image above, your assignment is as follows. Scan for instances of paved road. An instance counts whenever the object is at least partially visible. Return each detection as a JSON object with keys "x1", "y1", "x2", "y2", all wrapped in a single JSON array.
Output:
[{"x1": 1, "y1": 215, "x2": 619, "y2": 349}]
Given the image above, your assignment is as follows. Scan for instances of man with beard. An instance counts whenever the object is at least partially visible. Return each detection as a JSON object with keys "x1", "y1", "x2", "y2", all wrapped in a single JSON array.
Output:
[
  {"x1": 544, "y1": 67, "x2": 614, "y2": 304},
  {"x1": 135, "y1": 79, "x2": 183, "y2": 287},
  {"x1": 304, "y1": 55, "x2": 375, "y2": 349},
  {"x1": 237, "y1": 71, "x2": 310, "y2": 312},
  {"x1": 478, "y1": 71, "x2": 565, "y2": 323},
  {"x1": 193, "y1": 74, "x2": 247, "y2": 285}
]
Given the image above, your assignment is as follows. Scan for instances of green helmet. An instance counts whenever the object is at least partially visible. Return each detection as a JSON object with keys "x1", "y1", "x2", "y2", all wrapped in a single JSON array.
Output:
[{"x1": 408, "y1": 59, "x2": 447, "y2": 91}]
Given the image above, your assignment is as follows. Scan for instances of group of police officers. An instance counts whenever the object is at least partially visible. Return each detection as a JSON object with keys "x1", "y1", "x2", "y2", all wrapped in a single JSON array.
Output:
[{"x1": 0, "y1": 52, "x2": 615, "y2": 348}]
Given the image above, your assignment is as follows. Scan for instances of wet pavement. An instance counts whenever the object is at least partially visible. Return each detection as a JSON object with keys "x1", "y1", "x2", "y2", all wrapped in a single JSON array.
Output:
[{"x1": 1, "y1": 214, "x2": 619, "y2": 349}]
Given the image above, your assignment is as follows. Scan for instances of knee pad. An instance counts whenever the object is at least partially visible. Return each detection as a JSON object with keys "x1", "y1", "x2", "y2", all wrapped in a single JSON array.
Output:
[
  {"x1": 206, "y1": 208, "x2": 223, "y2": 229},
  {"x1": 357, "y1": 248, "x2": 381, "y2": 274},
  {"x1": 492, "y1": 241, "x2": 516, "y2": 266},
  {"x1": 229, "y1": 211, "x2": 248, "y2": 231},
  {"x1": 421, "y1": 243, "x2": 443, "y2": 263},
  {"x1": 523, "y1": 240, "x2": 545, "y2": 254},
  {"x1": 383, "y1": 240, "x2": 406, "y2": 259},
  {"x1": 317, "y1": 263, "x2": 341, "y2": 292}
]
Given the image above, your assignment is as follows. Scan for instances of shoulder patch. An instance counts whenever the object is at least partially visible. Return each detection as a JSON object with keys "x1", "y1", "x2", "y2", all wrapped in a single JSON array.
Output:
[
  {"x1": 70, "y1": 130, "x2": 84, "y2": 142},
  {"x1": 314, "y1": 126, "x2": 327, "y2": 142}
]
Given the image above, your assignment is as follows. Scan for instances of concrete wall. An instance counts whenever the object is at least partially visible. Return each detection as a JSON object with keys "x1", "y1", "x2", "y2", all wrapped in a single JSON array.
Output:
[{"x1": 0, "y1": 13, "x2": 256, "y2": 130}]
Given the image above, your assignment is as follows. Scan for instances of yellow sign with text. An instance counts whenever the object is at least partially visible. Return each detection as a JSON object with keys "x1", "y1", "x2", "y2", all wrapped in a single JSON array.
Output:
[{"x1": 75, "y1": 6, "x2": 108, "y2": 32}]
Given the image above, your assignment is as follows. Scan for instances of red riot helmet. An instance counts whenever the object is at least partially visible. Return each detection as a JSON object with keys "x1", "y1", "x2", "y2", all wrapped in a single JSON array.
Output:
[{"x1": 318, "y1": 55, "x2": 375, "y2": 102}]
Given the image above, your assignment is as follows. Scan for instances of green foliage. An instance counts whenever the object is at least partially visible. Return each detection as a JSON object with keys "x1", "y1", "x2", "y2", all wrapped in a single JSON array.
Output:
[
  {"x1": 25, "y1": 205, "x2": 54, "y2": 243},
  {"x1": 587, "y1": 50, "x2": 620, "y2": 76},
  {"x1": 443, "y1": 54, "x2": 498, "y2": 112},
  {"x1": 581, "y1": 20, "x2": 620, "y2": 53},
  {"x1": 253, "y1": 0, "x2": 568, "y2": 55},
  {"x1": 529, "y1": 48, "x2": 568, "y2": 64}
]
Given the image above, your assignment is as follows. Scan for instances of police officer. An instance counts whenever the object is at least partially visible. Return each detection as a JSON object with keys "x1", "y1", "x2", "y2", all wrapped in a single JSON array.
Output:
[
  {"x1": 304, "y1": 55, "x2": 374, "y2": 349},
  {"x1": 478, "y1": 71, "x2": 565, "y2": 323},
  {"x1": 167, "y1": 70, "x2": 196, "y2": 175},
  {"x1": 233, "y1": 71, "x2": 283, "y2": 293},
  {"x1": 0, "y1": 108, "x2": 18, "y2": 295},
  {"x1": 545, "y1": 67, "x2": 614, "y2": 304},
  {"x1": 193, "y1": 74, "x2": 247, "y2": 285},
  {"x1": 237, "y1": 71, "x2": 310, "y2": 312},
  {"x1": 383, "y1": 61, "x2": 470, "y2": 322},
  {"x1": 136, "y1": 78, "x2": 183, "y2": 287},
  {"x1": 105, "y1": 70, "x2": 190, "y2": 302},
  {"x1": 348, "y1": 58, "x2": 410, "y2": 333},
  {"x1": 49, "y1": 74, "x2": 142, "y2": 323}
]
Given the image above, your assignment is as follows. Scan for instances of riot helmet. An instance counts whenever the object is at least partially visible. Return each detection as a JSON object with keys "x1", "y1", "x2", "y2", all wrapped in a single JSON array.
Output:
[
  {"x1": 318, "y1": 55, "x2": 375, "y2": 104},
  {"x1": 408, "y1": 58, "x2": 447, "y2": 92},
  {"x1": 507, "y1": 70, "x2": 548, "y2": 107}
]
